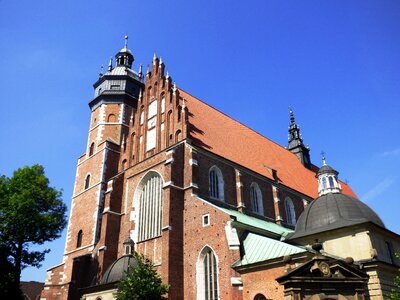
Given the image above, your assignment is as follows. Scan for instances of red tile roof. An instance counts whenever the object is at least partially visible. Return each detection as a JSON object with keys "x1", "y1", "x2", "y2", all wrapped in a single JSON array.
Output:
[{"x1": 181, "y1": 89, "x2": 357, "y2": 199}]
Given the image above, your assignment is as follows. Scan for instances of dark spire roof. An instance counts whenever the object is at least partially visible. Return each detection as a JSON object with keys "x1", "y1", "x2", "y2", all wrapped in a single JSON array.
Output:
[{"x1": 287, "y1": 107, "x2": 311, "y2": 169}]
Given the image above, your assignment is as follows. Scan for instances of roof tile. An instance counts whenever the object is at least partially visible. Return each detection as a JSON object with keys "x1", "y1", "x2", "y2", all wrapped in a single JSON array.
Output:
[{"x1": 182, "y1": 90, "x2": 356, "y2": 199}]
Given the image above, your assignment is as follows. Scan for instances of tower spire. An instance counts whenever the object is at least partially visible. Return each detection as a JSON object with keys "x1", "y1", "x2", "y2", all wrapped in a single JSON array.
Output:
[
  {"x1": 289, "y1": 106, "x2": 295, "y2": 124},
  {"x1": 138, "y1": 64, "x2": 143, "y2": 78},
  {"x1": 321, "y1": 151, "x2": 327, "y2": 166},
  {"x1": 287, "y1": 107, "x2": 311, "y2": 169},
  {"x1": 108, "y1": 57, "x2": 113, "y2": 72}
]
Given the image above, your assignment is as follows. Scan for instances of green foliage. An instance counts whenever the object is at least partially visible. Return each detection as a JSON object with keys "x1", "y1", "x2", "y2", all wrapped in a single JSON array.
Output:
[
  {"x1": 116, "y1": 252, "x2": 170, "y2": 300},
  {"x1": 389, "y1": 253, "x2": 400, "y2": 300},
  {"x1": 0, "y1": 164, "x2": 67, "y2": 290}
]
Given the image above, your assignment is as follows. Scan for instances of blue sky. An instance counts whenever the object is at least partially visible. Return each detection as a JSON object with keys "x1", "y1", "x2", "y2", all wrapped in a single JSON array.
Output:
[{"x1": 0, "y1": 0, "x2": 399, "y2": 282}]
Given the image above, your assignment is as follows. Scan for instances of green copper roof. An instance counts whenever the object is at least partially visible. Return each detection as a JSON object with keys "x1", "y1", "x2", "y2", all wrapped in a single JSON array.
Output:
[
  {"x1": 233, "y1": 232, "x2": 306, "y2": 267},
  {"x1": 219, "y1": 206, "x2": 293, "y2": 237},
  {"x1": 195, "y1": 196, "x2": 293, "y2": 237}
]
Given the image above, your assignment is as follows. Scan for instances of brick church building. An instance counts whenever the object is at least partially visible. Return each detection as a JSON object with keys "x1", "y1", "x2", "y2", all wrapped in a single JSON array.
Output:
[{"x1": 41, "y1": 37, "x2": 399, "y2": 300}]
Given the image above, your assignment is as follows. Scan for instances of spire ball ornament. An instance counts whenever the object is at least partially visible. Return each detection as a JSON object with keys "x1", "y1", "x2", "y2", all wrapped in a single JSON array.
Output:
[{"x1": 124, "y1": 35, "x2": 128, "y2": 48}]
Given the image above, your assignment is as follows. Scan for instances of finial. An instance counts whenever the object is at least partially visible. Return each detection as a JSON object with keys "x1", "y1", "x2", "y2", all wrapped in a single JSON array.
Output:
[
  {"x1": 153, "y1": 52, "x2": 157, "y2": 61},
  {"x1": 108, "y1": 57, "x2": 113, "y2": 72},
  {"x1": 289, "y1": 106, "x2": 295, "y2": 124},
  {"x1": 146, "y1": 65, "x2": 150, "y2": 76},
  {"x1": 124, "y1": 35, "x2": 129, "y2": 49},
  {"x1": 138, "y1": 64, "x2": 143, "y2": 77},
  {"x1": 159, "y1": 56, "x2": 163, "y2": 66},
  {"x1": 173, "y1": 82, "x2": 177, "y2": 95},
  {"x1": 321, "y1": 151, "x2": 326, "y2": 166},
  {"x1": 182, "y1": 97, "x2": 186, "y2": 109},
  {"x1": 99, "y1": 65, "x2": 104, "y2": 78},
  {"x1": 166, "y1": 70, "x2": 170, "y2": 80}
]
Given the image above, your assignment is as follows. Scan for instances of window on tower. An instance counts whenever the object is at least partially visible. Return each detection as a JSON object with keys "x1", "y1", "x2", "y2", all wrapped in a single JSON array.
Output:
[
  {"x1": 84, "y1": 174, "x2": 91, "y2": 190},
  {"x1": 89, "y1": 142, "x2": 95, "y2": 156},
  {"x1": 136, "y1": 172, "x2": 163, "y2": 242},
  {"x1": 76, "y1": 230, "x2": 83, "y2": 248},
  {"x1": 209, "y1": 166, "x2": 224, "y2": 201}
]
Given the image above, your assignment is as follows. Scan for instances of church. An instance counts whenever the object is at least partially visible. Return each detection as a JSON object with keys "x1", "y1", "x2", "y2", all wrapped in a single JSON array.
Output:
[{"x1": 41, "y1": 37, "x2": 399, "y2": 300}]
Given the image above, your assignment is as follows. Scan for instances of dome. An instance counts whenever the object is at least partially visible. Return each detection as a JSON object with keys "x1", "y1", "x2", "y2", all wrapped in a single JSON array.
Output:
[
  {"x1": 317, "y1": 164, "x2": 338, "y2": 176},
  {"x1": 118, "y1": 47, "x2": 133, "y2": 55},
  {"x1": 287, "y1": 193, "x2": 385, "y2": 240},
  {"x1": 100, "y1": 255, "x2": 138, "y2": 284}
]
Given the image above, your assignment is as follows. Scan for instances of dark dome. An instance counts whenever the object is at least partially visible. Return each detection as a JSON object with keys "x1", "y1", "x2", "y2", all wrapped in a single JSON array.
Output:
[
  {"x1": 118, "y1": 47, "x2": 133, "y2": 56},
  {"x1": 100, "y1": 255, "x2": 138, "y2": 284},
  {"x1": 287, "y1": 193, "x2": 385, "y2": 240},
  {"x1": 317, "y1": 164, "x2": 338, "y2": 176}
]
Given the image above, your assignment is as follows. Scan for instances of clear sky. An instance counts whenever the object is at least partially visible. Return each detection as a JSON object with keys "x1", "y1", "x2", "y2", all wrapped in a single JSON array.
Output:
[{"x1": 0, "y1": 0, "x2": 399, "y2": 282}]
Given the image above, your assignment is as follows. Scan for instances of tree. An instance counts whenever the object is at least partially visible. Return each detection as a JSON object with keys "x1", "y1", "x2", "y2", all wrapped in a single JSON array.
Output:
[
  {"x1": 0, "y1": 164, "x2": 67, "y2": 298},
  {"x1": 389, "y1": 253, "x2": 400, "y2": 300},
  {"x1": 116, "y1": 252, "x2": 170, "y2": 300}
]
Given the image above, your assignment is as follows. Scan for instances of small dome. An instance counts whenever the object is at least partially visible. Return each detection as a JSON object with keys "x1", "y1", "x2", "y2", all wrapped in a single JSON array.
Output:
[
  {"x1": 317, "y1": 164, "x2": 338, "y2": 176},
  {"x1": 123, "y1": 237, "x2": 134, "y2": 244},
  {"x1": 118, "y1": 47, "x2": 133, "y2": 56},
  {"x1": 287, "y1": 193, "x2": 385, "y2": 240},
  {"x1": 100, "y1": 255, "x2": 138, "y2": 284}
]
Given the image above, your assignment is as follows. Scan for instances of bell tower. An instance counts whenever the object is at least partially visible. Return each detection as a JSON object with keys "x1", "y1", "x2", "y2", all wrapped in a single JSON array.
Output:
[{"x1": 57, "y1": 36, "x2": 145, "y2": 299}]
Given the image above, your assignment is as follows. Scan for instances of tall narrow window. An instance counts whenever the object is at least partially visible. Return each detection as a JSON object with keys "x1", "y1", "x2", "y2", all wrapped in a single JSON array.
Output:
[
  {"x1": 328, "y1": 176, "x2": 334, "y2": 188},
  {"x1": 250, "y1": 183, "x2": 263, "y2": 215},
  {"x1": 84, "y1": 174, "x2": 91, "y2": 190},
  {"x1": 76, "y1": 230, "x2": 83, "y2": 248},
  {"x1": 209, "y1": 166, "x2": 224, "y2": 201},
  {"x1": 322, "y1": 177, "x2": 327, "y2": 189},
  {"x1": 136, "y1": 172, "x2": 163, "y2": 242},
  {"x1": 285, "y1": 197, "x2": 296, "y2": 226},
  {"x1": 197, "y1": 247, "x2": 219, "y2": 300},
  {"x1": 89, "y1": 142, "x2": 95, "y2": 156}
]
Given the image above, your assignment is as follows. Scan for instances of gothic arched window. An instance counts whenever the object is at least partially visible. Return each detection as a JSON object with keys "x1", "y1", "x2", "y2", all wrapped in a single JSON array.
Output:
[
  {"x1": 197, "y1": 247, "x2": 219, "y2": 300},
  {"x1": 136, "y1": 172, "x2": 163, "y2": 242},
  {"x1": 285, "y1": 197, "x2": 296, "y2": 226},
  {"x1": 76, "y1": 230, "x2": 83, "y2": 248},
  {"x1": 250, "y1": 183, "x2": 263, "y2": 215},
  {"x1": 84, "y1": 174, "x2": 91, "y2": 190},
  {"x1": 209, "y1": 166, "x2": 224, "y2": 201}
]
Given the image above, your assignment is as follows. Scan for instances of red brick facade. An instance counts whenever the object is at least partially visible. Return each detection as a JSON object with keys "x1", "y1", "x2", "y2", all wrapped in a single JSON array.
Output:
[{"x1": 41, "y1": 46, "x2": 356, "y2": 300}]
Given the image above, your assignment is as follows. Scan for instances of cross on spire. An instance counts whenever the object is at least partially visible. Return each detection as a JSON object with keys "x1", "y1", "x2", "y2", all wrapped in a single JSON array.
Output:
[{"x1": 321, "y1": 151, "x2": 326, "y2": 166}]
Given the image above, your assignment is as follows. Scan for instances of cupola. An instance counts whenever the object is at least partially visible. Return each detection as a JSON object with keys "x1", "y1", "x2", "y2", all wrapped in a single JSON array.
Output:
[
  {"x1": 115, "y1": 35, "x2": 134, "y2": 68},
  {"x1": 287, "y1": 157, "x2": 385, "y2": 241},
  {"x1": 317, "y1": 155, "x2": 342, "y2": 196}
]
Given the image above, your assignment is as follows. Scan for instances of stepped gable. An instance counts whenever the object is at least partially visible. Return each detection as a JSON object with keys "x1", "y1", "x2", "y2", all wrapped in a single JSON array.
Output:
[{"x1": 180, "y1": 89, "x2": 356, "y2": 199}]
